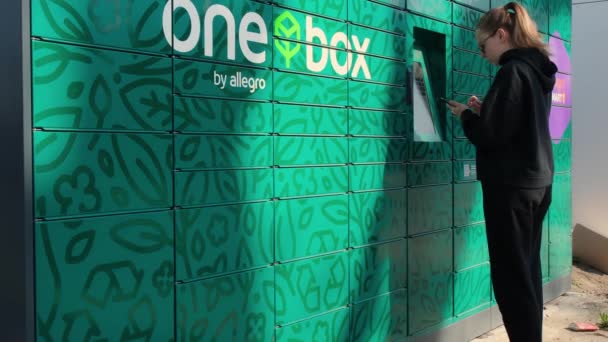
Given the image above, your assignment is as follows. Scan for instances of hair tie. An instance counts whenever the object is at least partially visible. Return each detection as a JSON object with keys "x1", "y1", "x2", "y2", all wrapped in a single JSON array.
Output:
[{"x1": 506, "y1": 8, "x2": 516, "y2": 14}]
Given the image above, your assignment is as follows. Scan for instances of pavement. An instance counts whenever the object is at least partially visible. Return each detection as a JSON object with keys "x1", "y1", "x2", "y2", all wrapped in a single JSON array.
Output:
[{"x1": 471, "y1": 291, "x2": 608, "y2": 341}]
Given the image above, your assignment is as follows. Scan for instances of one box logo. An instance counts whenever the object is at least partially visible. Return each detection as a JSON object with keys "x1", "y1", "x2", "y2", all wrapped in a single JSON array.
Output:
[
  {"x1": 274, "y1": 11, "x2": 301, "y2": 68},
  {"x1": 162, "y1": 0, "x2": 268, "y2": 64},
  {"x1": 274, "y1": 13, "x2": 371, "y2": 79},
  {"x1": 162, "y1": 0, "x2": 373, "y2": 93}
]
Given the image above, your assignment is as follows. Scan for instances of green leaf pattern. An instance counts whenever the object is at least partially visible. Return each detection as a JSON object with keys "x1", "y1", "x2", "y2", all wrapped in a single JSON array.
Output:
[
  {"x1": 31, "y1": 0, "x2": 572, "y2": 339},
  {"x1": 35, "y1": 212, "x2": 173, "y2": 341}
]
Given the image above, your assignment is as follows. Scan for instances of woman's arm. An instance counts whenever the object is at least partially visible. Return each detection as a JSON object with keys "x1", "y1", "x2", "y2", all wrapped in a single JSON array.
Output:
[{"x1": 461, "y1": 64, "x2": 526, "y2": 151}]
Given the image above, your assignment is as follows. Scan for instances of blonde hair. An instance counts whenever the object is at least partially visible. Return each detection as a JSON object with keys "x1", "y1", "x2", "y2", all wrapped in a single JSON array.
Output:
[{"x1": 477, "y1": 2, "x2": 550, "y2": 57}]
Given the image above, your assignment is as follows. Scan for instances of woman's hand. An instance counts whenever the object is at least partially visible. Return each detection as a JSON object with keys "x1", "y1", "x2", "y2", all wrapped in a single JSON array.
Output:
[
  {"x1": 446, "y1": 101, "x2": 469, "y2": 118},
  {"x1": 467, "y1": 96, "x2": 482, "y2": 114}
]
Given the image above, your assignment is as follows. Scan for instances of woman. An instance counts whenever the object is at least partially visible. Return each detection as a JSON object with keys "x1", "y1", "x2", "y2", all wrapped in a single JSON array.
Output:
[{"x1": 447, "y1": 2, "x2": 557, "y2": 341}]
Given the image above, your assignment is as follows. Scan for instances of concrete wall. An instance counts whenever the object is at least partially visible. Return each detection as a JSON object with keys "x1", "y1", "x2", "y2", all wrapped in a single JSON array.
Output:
[{"x1": 572, "y1": 0, "x2": 608, "y2": 237}]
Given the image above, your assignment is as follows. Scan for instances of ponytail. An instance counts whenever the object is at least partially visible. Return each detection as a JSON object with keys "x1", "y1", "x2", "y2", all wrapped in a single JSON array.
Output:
[{"x1": 477, "y1": 2, "x2": 550, "y2": 57}]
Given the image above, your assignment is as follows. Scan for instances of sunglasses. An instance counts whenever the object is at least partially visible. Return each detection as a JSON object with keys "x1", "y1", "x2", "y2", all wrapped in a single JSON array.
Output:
[{"x1": 479, "y1": 28, "x2": 499, "y2": 54}]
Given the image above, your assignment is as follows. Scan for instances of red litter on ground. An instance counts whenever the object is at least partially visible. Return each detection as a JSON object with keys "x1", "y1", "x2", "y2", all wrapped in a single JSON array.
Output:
[{"x1": 568, "y1": 322, "x2": 599, "y2": 332}]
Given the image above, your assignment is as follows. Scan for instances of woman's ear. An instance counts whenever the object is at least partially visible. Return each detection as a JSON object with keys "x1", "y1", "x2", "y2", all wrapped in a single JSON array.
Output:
[{"x1": 497, "y1": 28, "x2": 509, "y2": 42}]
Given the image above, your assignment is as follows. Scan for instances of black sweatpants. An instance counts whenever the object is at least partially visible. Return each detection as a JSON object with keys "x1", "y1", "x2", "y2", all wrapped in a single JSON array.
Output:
[{"x1": 481, "y1": 182, "x2": 552, "y2": 342}]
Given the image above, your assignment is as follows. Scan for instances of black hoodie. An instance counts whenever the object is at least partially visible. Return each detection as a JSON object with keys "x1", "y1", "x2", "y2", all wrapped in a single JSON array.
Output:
[{"x1": 461, "y1": 47, "x2": 558, "y2": 188}]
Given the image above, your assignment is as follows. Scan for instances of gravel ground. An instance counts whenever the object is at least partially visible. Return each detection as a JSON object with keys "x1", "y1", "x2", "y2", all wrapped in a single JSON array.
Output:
[{"x1": 471, "y1": 262, "x2": 608, "y2": 341}]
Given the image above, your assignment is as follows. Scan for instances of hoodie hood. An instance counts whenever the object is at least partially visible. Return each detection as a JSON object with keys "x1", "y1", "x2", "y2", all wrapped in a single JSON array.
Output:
[{"x1": 499, "y1": 48, "x2": 558, "y2": 92}]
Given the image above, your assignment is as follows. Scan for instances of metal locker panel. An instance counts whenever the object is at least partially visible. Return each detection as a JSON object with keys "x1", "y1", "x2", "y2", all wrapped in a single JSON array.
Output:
[
  {"x1": 351, "y1": 289, "x2": 408, "y2": 341},
  {"x1": 275, "y1": 252, "x2": 349, "y2": 325},
  {"x1": 34, "y1": 131, "x2": 172, "y2": 219},
  {"x1": 349, "y1": 80, "x2": 408, "y2": 112},
  {"x1": 453, "y1": 48, "x2": 490, "y2": 76},
  {"x1": 175, "y1": 169, "x2": 273, "y2": 206},
  {"x1": 453, "y1": 26, "x2": 478, "y2": 52},
  {"x1": 453, "y1": 3, "x2": 484, "y2": 30},
  {"x1": 407, "y1": 0, "x2": 452, "y2": 22},
  {"x1": 35, "y1": 211, "x2": 174, "y2": 340},
  {"x1": 549, "y1": 173, "x2": 572, "y2": 244},
  {"x1": 407, "y1": 184, "x2": 453, "y2": 236},
  {"x1": 453, "y1": 71, "x2": 491, "y2": 96},
  {"x1": 275, "y1": 166, "x2": 349, "y2": 198},
  {"x1": 350, "y1": 240, "x2": 407, "y2": 303},
  {"x1": 350, "y1": 138, "x2": 408, "y2": 164},
  {"x1": 349, "y1": 109, "x2": 407, "y2": 138},
  {"x1": 350, "y1": 189, "x2": 407, "y2": 246},
  {"x1": 553, "y1": 139, "x2": 572, "y2": 173},
  {"x1": 175, "y1": 202, "x2": 274, "y2": 281},
  {"x1": 549, "y1": 0, "x2": 572, "y2": 41},
  {"x1": 407, "y1": 161, "x2": 452, "y2": 187},
  {"x1": 175, "y1": 135, "x2": 273, "y2": 170},
  {"x1": 350, "y1": 164, "x2": 407, "y2": 192},
  {"x1": 275, "y1": 195, "x2": 348, "y2": 261},
  {"x1": 408, "y1": 229, "x2": 454, "y2": 334},
  {"x1": 275, "y1": 308, "x2": 350, "y2": 341},
  {"x1": 32, "y1": 41, "x2": 173, "y2": 131},
  {"x1": 174, "y1": 97, "x2": 273, "y2": 134},
  {"x1": 176, "y1": 267, "x2": 275, "y2": 341},
  {"x1": 454, "y1": 181, "x2": 485, "y2": 228},
  {"x1": 454, "y1": 223, "x2": 489, "y2": 272},
  {"x1": 275, "y1": 136, "x2": 348, "y2": 166},
  {"x1": 272, "y1": 0, "x2": 348, "y2": 19},
  {"x1": 275, "y1": 104, "x2": 347, "y2": 136},
  {"x1": 31, "y1": 0, "x2": 171, "y2": 53},
  {"x1": 274, "y1": 71, "x2": 348, "y2": 106},
  {"x1": 454, "y1": 0, "x2": 491, "y2": 11},
  {"x1": 523, "y1": 0, "x2": 550, "y2": 34},
  {"x1": 454, "y1": 264, "x2": 492, "y2": 316},
  {"x1": 348, "y1": 0, "x2": 407, "y2": 35}
]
